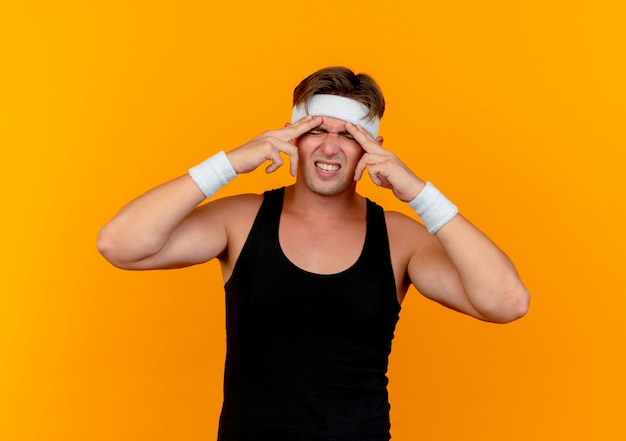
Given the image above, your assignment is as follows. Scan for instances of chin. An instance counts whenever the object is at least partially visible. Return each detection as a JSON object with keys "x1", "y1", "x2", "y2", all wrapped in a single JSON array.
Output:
[{"x1": 303, "y1": 175, "x2": 355, "y2": 196}]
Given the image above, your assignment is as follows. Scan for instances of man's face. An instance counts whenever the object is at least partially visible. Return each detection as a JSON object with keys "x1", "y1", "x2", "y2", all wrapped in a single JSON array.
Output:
[{"x1": 295, "y1": 116, "x2": 365, "y2": 196}]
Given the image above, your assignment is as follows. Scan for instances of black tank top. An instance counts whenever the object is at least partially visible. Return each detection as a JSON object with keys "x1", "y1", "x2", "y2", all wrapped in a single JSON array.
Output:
[{"x1": 218, "y1": 188, "x2": 400, "y2": 441}]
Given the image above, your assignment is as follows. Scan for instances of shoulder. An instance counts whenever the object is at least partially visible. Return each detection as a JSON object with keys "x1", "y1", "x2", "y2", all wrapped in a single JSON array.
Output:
[
  {"x1": 198, "y1": 192, "x2": 263, "y2": 217},
  {"x1": 383, "y1": 209, "x2": 438, "y2": 261},
  {"x1": 377, "y1": 210, "x2": 434, "y2": 302},
  {"x1": 383, "y1": 210, "x2": 427, "y2": 238},
  {"x1": 194, "y1": 192, "x2": 264, "y2": 232}
]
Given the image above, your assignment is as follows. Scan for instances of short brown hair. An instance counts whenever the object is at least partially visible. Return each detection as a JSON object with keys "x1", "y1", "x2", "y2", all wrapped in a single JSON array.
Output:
[{"x1": 293, "y1": 66, "x2": 385, "y2": 121}]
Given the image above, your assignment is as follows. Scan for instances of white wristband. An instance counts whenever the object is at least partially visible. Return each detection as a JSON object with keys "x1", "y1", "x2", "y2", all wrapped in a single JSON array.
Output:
[
  {"x1": 188, "y1": 151, "x2": 237, "y2": 199},
  {"x1": 408, "y1": 182, "x2": 458, "y2": 234}
]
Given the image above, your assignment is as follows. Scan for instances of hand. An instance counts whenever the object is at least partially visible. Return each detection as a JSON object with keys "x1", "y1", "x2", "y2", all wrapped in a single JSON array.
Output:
[
  {"x1": 347, "y1": 122, "x2": 426, "y2": 202},
  {"x1": 226, "y1": 116, "x2": 322, "y2": 177}
]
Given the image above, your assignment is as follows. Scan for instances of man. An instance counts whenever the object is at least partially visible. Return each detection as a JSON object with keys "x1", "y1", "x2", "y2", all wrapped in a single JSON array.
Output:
[{"x1": 97, "y1": 66, "x2": 529, "y2": 440}]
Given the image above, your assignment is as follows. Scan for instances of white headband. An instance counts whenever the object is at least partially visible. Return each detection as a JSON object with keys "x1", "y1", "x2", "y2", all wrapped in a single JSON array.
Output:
[{"x1": 291, "y1": 94, "x2": 380, "y2": 138}]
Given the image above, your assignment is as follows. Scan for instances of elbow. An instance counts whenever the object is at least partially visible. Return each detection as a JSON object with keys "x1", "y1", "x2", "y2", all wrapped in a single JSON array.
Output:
[
  {"x1": 487, "y1": 284, "x2": 530, "y2": 324},
  {"x1": 509, "y1": 282, "x2": 531, "y2": 321},
  {"x1": 97, "y1": 224, "x2": 160, "y2": 270},
  {"x1": 96, "y1": 227, "x2": 118, "y2": 266},
  {"x1": 96, "y1": 226, "x2": 132, "y2": 269}
]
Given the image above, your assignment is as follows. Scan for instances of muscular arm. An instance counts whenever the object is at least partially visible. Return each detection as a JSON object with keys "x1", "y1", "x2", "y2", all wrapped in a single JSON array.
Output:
[
  {"x1": 97, "y1": 175, "x2": 230, "y2": 269},
  {"x1": 405, "y1": 214, "x2": 529, "y2": 323},
  {"x1": 349, "y1": 123, "x2": 529, "y2": 323},
  {"x1": 97, "y1": 115, "x2": 323, "y2": 270}
]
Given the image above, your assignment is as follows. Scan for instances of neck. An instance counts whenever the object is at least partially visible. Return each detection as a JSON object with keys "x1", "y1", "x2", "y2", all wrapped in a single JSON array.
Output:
[{"x1": 284, "y1": 180, "x2": 364, "y2": 220}]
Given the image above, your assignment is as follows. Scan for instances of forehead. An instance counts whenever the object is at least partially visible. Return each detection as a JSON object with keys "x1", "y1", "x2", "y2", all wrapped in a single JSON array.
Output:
[{"x1": 317, "y1": 116, "x2": 349, "y2": 130}]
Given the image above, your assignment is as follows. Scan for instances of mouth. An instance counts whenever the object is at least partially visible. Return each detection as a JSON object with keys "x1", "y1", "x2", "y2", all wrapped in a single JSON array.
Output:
[{"x1": 315, "y1": 161, "x2": 341, "y2": 173}]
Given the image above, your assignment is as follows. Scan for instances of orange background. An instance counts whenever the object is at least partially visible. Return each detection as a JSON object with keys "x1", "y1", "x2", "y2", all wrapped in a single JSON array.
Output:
[{"x1": 1, "y1": 1, "x2": 625, "y2": 439}]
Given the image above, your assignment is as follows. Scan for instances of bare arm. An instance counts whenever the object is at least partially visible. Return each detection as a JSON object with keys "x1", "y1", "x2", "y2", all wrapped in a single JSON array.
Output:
[
  {"x1": 406, "y1": 214, "x2": 529, "y2": 323},
  {"x1": 96, "y1": 175, "x2": 227, "y2": 269},
  {"x1": 348, "y1": 123, "x2": 529, "y2": 323},
  {"x1": 97, "y1": 116, "x2": 323, "y2": 270}
]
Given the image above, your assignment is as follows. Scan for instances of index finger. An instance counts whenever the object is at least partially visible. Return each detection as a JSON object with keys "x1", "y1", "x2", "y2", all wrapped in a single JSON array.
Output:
[
  {"x1": 280, "y1": 115, "x2": 322, "y2": 141},
  {"x1": 344, "y1": 122, "x2": 386, "y2": 154}
]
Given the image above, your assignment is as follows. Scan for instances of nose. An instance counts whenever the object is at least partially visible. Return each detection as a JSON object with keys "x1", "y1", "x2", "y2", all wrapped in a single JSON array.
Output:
[{"x1": 320, "y1": 132, "x2": 341, "y2": 156}]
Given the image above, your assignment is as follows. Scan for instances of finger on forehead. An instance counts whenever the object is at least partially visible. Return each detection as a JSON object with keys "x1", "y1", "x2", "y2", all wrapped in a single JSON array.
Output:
[
  {"x1": 345, "y1": 122, "x2": 384, "y2": 153},
  {"x1": 285, "y1": 115, "x2": 322, "y2": 136}
]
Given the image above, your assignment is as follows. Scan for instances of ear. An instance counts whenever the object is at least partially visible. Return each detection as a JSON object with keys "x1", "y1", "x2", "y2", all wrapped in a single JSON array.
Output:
[{"x1": 375, "y1": 136, "x2": 384, "y2": 145}]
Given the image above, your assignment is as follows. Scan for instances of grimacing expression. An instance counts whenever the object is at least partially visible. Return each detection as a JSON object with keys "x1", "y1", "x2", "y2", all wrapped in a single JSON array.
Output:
[{"x1": 296, "y1": 116, "x2": 364, "y2": 196}]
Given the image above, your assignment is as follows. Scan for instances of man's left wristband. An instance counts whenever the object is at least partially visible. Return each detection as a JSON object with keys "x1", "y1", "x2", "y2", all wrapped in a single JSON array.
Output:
[
  {"x1": 188, "y1": 151, "x2": 237, "y2": 199},
  {"x1": 408, "y1": 181, "x2": 458, "y2": 234}
]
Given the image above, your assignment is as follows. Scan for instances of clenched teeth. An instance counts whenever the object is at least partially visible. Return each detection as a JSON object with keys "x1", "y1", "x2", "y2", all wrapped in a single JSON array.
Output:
[{"x1": 315, "y1": 162, "x2": 340, "y2": 172}]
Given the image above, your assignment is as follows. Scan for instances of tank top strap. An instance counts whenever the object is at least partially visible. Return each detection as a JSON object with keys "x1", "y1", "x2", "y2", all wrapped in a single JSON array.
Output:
[
  {"x1": 250, "y1": 187, "x2": 285, "y2": 236},
  {"x1": 258, "y1": 187, "x2": 285, "y2": 228},
  {"x1": 363, "y1": 198, "x2": 392, "y2": 265},
  {"x1": 262, "y1": 187, "x2": 285, "y2": 209}
]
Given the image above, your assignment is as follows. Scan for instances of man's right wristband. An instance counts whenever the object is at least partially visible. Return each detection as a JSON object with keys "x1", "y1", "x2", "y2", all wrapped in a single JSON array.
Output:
[
  {"x1": 408, "y1": 182, "x2": 458, "y2": 234},
  {"x1": 188, "y1": 151, "x2": 237, "y2": 199}
]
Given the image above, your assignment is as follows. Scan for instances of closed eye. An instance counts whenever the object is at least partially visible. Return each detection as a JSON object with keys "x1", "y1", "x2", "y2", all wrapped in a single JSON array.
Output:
[
  {"x1": 304, "y1": 128, "x2": 357, "y2": 142},
  {"x1": 306, "y1": 129, "x2": 326, "y2": 136}
]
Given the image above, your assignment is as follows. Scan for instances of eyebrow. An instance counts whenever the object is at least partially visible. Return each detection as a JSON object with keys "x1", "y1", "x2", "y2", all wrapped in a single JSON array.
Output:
[{"x1": 311, "y1": 126, "x2": 352, "y2": 136}]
